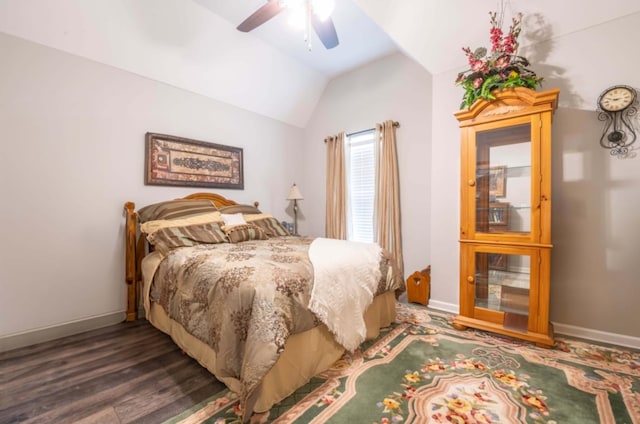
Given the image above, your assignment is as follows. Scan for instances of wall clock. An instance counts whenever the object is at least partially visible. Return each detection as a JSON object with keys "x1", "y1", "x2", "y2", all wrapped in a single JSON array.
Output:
[{"x1": 597, "y1": 85, "x2": 638, "y2": 157}]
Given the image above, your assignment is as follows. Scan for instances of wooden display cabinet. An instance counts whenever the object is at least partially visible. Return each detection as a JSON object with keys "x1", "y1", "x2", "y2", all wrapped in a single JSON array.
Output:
[{"x1": 453, "y1": 87, "x2": 559, "y2": 347}]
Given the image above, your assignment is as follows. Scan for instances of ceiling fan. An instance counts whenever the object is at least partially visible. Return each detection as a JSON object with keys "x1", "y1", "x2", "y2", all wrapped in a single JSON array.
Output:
[{"x1": 236, "y1": 0, "x2": 340, "y2": 50}]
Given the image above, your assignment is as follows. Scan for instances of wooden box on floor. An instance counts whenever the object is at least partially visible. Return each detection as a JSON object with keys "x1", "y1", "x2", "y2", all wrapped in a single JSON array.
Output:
[{"x1": 406, "y1": 266, "x2": 430, "y2": 306}]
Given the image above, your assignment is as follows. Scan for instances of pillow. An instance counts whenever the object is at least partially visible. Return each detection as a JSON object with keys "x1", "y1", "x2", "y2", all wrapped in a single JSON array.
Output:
[
  {"x1": 222, "y1": 224, "x2": 268, "y2": 243},
  {"x1": 137, "y1": 199, "x2": 217, "y2": 223},
  {"x1": 147, "y1": 222, "x2": 228, "y2": 254},
  {"x1": 140, "y1": 211, "x2": 222, "y2": 235},
  {"x1": 249, "y1": 216, "x2": 291, "y2": 237},
  {"x1": 218, "y1": 204, "x2": 262, "y2": 215},
  {"x1": 221, "y1": 213, "x2": 247, "y2": 227},
  {"x1": 243, "y1": 213, "x2": 277, "y2": 223}
]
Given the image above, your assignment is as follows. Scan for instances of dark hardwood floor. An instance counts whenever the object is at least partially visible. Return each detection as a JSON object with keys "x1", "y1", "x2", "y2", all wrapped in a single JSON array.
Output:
[{"x1": 0, "y1": 320, "x2": 226, "y2": 423}]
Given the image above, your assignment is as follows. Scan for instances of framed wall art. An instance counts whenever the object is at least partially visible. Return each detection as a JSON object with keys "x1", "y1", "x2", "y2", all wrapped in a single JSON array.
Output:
[
  {"x1": 145, "y1": 132, "x2": 243, "y2": 189},
  {"x1": 489, "y1": 166, "x2": 506, "y2": 198}
]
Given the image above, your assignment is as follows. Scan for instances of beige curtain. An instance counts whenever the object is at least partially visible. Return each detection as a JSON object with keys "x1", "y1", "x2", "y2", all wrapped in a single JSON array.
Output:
[
  {"x1": 375, "y1": 120, "x2": 404, "y2": 280},
  {"x1": 325, "y1": 132, "x2": 347, "y2": 239}
]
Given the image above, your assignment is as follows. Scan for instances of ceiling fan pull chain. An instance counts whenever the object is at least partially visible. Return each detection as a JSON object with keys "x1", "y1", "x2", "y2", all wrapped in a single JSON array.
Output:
[{"x1": 305, "y1": 0, "x2": 312, "y2": 51}]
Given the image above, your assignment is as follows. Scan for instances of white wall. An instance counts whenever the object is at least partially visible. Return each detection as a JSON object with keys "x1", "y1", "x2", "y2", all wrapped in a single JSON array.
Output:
[
  {"x1": 301, "y1": 52, "x2": 433, "y2": 282},
  {"x1": 0, "y1": 0, "x2": 327, "y2": 127},
  {"x1": 429, "y1": 73, "x2": 462, "y2": 312},
  {"x1": 542, "y1": 13, "x2": 640, "y2": 340},
  {"x1": 430, "y1": 12, "x2": 640, "y2": 342},
  {"x1": 0, "y1": 33, "x2": 303, "y2": 345}
]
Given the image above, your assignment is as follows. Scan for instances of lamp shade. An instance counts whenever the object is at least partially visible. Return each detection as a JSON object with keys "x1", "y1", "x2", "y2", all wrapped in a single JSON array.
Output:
[{"x1": 287, "y1": 184, "x2": 304, "y2": 200}]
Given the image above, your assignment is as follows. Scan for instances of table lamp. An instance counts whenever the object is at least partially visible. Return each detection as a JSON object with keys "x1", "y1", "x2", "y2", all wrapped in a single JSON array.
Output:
[{"x1": 287, "y1": 183, "x2": 303, "y2": 235}]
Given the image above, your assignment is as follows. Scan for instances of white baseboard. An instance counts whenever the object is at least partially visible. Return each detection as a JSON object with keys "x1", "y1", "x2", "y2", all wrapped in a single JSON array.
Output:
[
  {"x1": 421, "y1": 300, "x2": 640, "y2": 349},
  {"x1": 553, "y1": 323, "x2": 640, "y2": 350},
  {"x1": 425, "y1": 299, "x2": 459, "y2": 314},
  {"x1": 0, "y1": 311, "x2": 125, "y2": 353}
]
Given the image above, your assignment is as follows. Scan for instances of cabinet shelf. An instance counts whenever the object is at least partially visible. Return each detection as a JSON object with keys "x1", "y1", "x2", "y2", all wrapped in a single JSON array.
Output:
[{"x1": 476, "y1": 164, "x2": 531, "y2": 174}]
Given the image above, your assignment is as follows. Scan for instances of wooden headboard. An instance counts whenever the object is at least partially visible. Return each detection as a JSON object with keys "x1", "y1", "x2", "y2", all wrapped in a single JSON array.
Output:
[
  {"x1": 123, "y1": 192, "x2": 258, "y2": 322},
  {"x1": 182, "y1": 192, "x2": 245, "y2": 207}
]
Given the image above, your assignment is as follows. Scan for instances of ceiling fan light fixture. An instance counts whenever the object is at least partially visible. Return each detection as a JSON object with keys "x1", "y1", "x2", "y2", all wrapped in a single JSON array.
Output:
[
  {"x1": 288, "y1": 7, "x2": 307, "y2": 30},
  {"x1": 311, "y1": 0, "x2": 335, "y2": 21}
]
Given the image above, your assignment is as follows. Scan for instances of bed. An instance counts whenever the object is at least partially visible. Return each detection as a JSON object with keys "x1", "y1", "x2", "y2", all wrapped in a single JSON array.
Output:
[{"x1": 123, "y1": 192, "x2": 404, "y2": 420}]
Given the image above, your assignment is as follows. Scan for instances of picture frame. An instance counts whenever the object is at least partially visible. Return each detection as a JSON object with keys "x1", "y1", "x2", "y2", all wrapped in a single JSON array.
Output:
[
  {"x1": 145, "y1": 132, "x2": 243, "y2": 189},
  {"x1": 489, "y1": 166, "x2": 506, "y2": 198}
]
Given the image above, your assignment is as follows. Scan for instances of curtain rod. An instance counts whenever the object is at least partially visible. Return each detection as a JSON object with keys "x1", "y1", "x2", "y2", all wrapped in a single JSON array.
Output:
[
  {"x1": 346, "y1": 128, "x2": 374, "y2": 137},
  {"x1": 324, "y1": 121, "x2": 400, "y2": 142},
  {"x1": 345, "y1": 121, "x2": 401, "y2": 138}
]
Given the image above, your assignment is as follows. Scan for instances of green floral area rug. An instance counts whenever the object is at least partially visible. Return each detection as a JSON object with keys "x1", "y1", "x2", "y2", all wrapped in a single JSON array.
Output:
[{"x1": 165, "y1": 303, "x2": 640, "y2": 424}]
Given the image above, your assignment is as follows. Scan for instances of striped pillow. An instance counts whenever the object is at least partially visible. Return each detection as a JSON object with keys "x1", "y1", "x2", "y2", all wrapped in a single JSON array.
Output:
[
  {"x1": 140, "y1": 212, "x2": 222, "y2": 235},
  {"x1": 218, "y1": 204, "x2": 262, "y2": 215},
  {"x1": 137, "y1": 199, "x2": 217, "y2": 223},
  {"x1": 147, "y1": 222, "x2": 228, "y2": 254},
  {"x1": 222, "y1": 224, "x2": 268, "y2": 243},
  {"x1": 249, "y1": 217, "x2": 291, "y2": 237}
]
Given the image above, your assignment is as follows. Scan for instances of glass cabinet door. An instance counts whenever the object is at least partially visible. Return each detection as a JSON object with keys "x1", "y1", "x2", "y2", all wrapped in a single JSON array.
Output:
[
  {"x1": 472, "y1": 120, "x2": 536, "y2": 240},
  {"x1": 461, "y1": 243, "x2": 541, "y2": 334},
  {"x1": 474, "y1": 251, "x2": 531, "y2": 332}
]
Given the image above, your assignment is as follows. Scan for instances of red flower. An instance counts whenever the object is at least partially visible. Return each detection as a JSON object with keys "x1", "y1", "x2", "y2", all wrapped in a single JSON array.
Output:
[
  {"x1": 503, "y1": 34, "x2": 517, "y2": 54},
  {"x1": 494, "y1": 56, "x2": 510, "y2": 69},
  {"x1": 490, "y1": 29, "x2": 503, "y2": 52},
  {"x1": 471, "y1": 60, "x2": 488, "y2": 73}
]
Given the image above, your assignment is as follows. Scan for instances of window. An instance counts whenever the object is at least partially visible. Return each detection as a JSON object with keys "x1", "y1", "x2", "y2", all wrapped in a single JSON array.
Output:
[{"x1": 345, "y1": 129, "x2": 376, "y2": 242}]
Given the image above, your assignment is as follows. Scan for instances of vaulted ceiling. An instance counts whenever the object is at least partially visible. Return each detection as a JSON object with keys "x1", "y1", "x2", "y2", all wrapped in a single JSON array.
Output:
[
  {"x1": 1, "y1": 0, "x2": 639, "y2": 127},
  {"x1": 196, "y1": 0, "x2": 640, "y2": 77},
  {"x1": 194, "y1": 0, "x2": 399, "y2": 78}
]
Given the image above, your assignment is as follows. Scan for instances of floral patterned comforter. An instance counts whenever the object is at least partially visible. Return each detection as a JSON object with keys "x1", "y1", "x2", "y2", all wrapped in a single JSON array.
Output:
[{"x1": 148, "y1": 235, "x2": 400, "y2": 417}]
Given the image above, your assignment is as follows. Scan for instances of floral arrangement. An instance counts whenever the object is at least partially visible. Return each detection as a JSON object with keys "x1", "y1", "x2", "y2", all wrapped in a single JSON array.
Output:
[{"x1": 455, "y1": 11, "x2": 543, "y2": 109}]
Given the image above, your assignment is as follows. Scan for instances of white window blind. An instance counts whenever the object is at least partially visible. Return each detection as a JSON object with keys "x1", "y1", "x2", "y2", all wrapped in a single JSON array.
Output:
[{"x1": 346, "y1": 129, "x2": 376, "y2": 243}]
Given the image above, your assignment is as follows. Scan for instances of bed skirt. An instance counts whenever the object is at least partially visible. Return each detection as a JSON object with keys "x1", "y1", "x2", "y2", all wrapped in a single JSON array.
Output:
[{"x1": 147, "y1": 290, "x2": 397, "y2": 412}]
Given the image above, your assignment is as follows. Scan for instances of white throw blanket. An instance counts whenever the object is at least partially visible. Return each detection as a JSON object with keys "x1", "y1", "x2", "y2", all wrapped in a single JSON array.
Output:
[{"x1": 308, "y1": 237, "x2": 382, "y2": 352}]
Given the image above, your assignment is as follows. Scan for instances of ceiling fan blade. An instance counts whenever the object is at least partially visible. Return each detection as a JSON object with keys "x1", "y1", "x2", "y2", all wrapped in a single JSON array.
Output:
[
  {"x1": 311, "y1": 15, "x2": 339, "y2": 49},
  {"x1": 237, "y1": 0, "x2": 285, "y2": 32}
]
